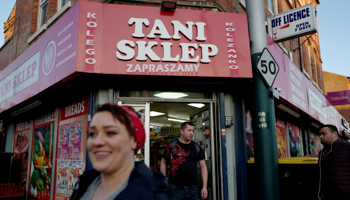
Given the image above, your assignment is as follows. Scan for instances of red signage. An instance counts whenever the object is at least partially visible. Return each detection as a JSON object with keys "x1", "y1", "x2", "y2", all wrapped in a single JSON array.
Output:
[
  {"x1": 76, "y1": 1, "x2": 252, "y2": 78},
  {"x1": 59, "y1": 98, "x2": 89, "y2": 121},
  {"x1": 0, "y1": 1, "x2": 252, "y2": 114}
]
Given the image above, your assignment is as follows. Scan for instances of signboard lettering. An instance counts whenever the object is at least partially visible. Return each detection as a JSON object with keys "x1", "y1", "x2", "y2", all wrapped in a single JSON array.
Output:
[
  {"x1": 268, "y1": 3, "x2": 316, "y2": 43},
  {"x1": 116, "y1": 18, "x2": 218, "y2": 63}
]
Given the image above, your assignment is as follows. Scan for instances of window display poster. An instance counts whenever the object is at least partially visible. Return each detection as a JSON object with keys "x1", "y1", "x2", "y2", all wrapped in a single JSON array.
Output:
[
  {"x1": 29, "y1": 111, "x2": 55, "y2": 200},
  {"x1": 11, "y1": 121, "x2": 30, "y2": 186},
  {"x1": 69, "y1": 120, "x2": 82, "y2": 159},
  {"x1": 55, "y1": 98, "x2": 88, "y2": 200},
  {"x1": 58, "y1": 123, "x2": 70, "y2": 160},
  {"x1": 287, "y1": 123, "x2": 302, "y2": 157},
  {"x1": 245, "y1": 108, "x2": 254, "y2": 158},
  {"x1": 56, "y1": 160, "x2": 70, "y2": 199},
  {"x1": 68, "y1": 160, "x2": 85, "y2": 197},
  {"x1": 57, "y1": 120, "x2": 83, "y2": 160},
  {"x1": 276, "y1": 119, "x2": 288, "y2": 158},
  {"x1": 310, "y1": 131, "x2": 323, "y2": 155}
]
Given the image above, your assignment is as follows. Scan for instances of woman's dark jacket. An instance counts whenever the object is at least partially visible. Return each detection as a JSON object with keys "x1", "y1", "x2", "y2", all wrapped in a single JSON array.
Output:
[
  {"x1": 319, "y1": 139, "x2": 350, "y2": 200},
  {"x1": 70, "y1": 161, "x2": 169, "y2": 200}
]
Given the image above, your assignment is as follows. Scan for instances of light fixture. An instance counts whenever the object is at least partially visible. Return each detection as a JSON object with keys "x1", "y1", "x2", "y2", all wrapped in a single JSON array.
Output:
[
  {"x1": 11, "y1": 101, "x2": 42, "y2": 116},
  {"x1": 161, "y1": 0, "x2": 177, "y2": 11},
  {"x1": 168, "y1": 118, "x2": 186, "y2": 122},
  {"x1": 276, "y1": 104, "x2": 301, "y2": 118},
  {"x1": 311, "y1": 122, "x2": 320, "y2": 129},
  {"x1": 154, "y1": 92, "x2": 188, "y2": 99},
  {"x1": 188, "y1": 103, "x2": 205, "y2": 108},
  {"x1": 150, "y1": 111, "x2": 166, "y2": 117}
]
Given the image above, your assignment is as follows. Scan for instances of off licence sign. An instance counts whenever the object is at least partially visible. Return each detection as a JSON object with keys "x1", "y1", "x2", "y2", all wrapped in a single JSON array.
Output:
[{"x1": 257, "y1": 48, "x2": 279, "y2": 87}]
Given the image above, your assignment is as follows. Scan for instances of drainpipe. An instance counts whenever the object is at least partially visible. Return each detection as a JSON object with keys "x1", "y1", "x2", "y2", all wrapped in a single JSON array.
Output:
[{"x1": 295, "y1": 0, "x2": 304, "y2": 72}]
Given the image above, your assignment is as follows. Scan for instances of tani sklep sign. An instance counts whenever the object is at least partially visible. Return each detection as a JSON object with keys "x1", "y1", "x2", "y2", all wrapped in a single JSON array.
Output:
[{"x1": 268, "y1": 3, "x2": 317, "y2": 43}]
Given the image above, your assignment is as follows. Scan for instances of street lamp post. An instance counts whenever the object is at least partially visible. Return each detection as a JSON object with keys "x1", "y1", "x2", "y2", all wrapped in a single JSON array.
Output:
[{"x1": 246, "y1": 0, "x2": 280, "y2": 200}]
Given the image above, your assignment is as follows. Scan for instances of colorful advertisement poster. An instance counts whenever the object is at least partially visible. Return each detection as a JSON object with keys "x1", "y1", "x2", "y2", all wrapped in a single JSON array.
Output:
[
  {"x1": 68, "y1": 161, "x2": 85, "y2": 197},
  {"x1": 69, "y1": 120, "x2": 82, "y2": 160},
  {"x1": 11, "y1": 121, "x2": 30, "y2": 187},
  {"x1": 28, "y1": 111, "x2": 55, "y2": 200},
  {"x1": 55, "y1": 98, "x2": 88, "y2": 200},
  {"x1": 58, "y1": 123, "x2": 70, "y2": 159},
  {"x1": 310, "y1": 131, "x2": 323, "y2": 155},
  {"x1": 245, "y1": 107, "x2": 254, "y2": 158},
  {"x1": 276, "y1": 119, "x2": 288, "y2": 158},
  {"x1": 56, "y1": 160, "x2": 70, "y2": 199},
  {"x1": 287, "y1": 123, "x2": 302, "y2": 157}
]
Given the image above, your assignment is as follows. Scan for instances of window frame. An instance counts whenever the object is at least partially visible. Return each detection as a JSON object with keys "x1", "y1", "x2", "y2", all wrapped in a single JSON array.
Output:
[{"x1": 38, "y1": 0, "x2": 48, "y2": 29}]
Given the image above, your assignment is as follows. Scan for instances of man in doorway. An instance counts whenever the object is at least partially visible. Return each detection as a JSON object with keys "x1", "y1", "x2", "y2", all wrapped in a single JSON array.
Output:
[
  {"x1": 160, "y1": 122, "x2": 208, "y2": 200},
  {"x1": 318, "y1": 124, "x2": 350, "y2": 200}
]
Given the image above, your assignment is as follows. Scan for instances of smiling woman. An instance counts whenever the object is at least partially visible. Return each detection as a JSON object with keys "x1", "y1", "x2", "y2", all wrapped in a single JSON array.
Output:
[{"x1": 70, "y1": 103, "x2": 169, "y2": 200}]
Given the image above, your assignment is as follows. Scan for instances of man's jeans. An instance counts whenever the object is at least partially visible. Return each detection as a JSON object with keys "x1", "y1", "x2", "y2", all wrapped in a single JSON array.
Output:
[{"x1": 167, "y1": 183, "x2": 201, "y2": 200}]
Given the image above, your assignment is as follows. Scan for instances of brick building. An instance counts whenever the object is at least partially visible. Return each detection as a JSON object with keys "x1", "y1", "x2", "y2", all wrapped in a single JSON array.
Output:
[{"x1": 323, "y1": 71, "x2": 350, "y2": 137}]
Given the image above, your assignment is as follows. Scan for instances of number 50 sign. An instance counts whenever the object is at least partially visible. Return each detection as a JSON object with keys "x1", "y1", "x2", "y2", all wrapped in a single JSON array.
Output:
[{"x1": 256, "y1": 48, "x2": 279, "y2": 88}]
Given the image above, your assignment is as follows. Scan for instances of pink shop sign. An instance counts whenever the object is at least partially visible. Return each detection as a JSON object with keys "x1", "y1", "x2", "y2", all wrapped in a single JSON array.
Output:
[{"x1": 0, "y1": 3, "x2": 79, "y2": 112}]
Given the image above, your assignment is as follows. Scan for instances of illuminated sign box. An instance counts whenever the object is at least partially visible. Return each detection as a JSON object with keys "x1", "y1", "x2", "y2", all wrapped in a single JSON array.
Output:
[{"x1": 268, "y1": 3, "x2": 317, "y2": 43}]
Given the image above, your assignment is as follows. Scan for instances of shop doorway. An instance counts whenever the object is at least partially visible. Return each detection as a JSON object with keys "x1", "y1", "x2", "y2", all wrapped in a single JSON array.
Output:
[{"x1": 119, "y1": 101, "x2": 214, "y2": 199}]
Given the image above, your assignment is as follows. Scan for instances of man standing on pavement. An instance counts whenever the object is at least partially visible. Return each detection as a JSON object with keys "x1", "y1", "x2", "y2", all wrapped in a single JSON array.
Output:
[
  {"x1": 160, "y1": 122, "x2": 208, "y2": 200},
  {"x1": 318, "y1": 124, "x2": 350, "y2": 200}
]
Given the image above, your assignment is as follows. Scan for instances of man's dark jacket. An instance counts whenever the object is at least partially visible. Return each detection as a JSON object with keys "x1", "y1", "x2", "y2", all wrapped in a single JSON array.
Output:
[
  {"x1": 319, "y1": 139, "x2": 350, "y2": 200},
  {"x1": 70, "y1": 161, "x2": 169, "y2": 200}
]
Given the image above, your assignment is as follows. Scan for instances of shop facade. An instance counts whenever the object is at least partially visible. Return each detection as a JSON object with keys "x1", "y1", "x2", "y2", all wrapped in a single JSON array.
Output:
[
  {"x1": 1, "y1": 1, "x2": 349, "y2": 200},
  {"x1": 0, "y1": 1, "x2": 252, "y2": 200}
]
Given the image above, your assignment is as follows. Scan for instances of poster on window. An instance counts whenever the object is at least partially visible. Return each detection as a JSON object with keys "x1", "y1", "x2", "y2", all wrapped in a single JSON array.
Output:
[
  {"x1": 276, "y1": 119, "x2": 288, "y2": 158},
  {"x1": 68, "y1": 160, "x2": 85, "y2": 197},
  {"x1": 69, "y1": 120, "x2": 82, "y2": 159},
  {"x1": 55, "y1": 98, "x2": 88, "y2": 200},
  {"x1": 58, "y1": 123, "x2": 70, "y2": 160},
  {"x1": 28, "y1": 111, "x2": 55, "y2": 200},
  {"x1": 11, "y1": 121, "x2": 30, "y2": 187},
  {"x1": 245, "y1": 107, "x2": 254, "y2": 158},
  {"x1": 310, "y1": 131, "x2": 323, "y2": 155},
  {"x1": 56, "y1": 160, "x2": 70, "y2": 199},
  {"x1": 287, "y1": 123, "x2": 302, "y2": 157}
]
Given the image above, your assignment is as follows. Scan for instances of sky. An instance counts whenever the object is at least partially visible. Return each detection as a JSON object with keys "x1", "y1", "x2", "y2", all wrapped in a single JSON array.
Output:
[
  {"x1": 0, "y1": 0, "x2": 347, "y2": 76},
  {"x1": 0, "y1": 0, "x2": 16, "y2": 47}
]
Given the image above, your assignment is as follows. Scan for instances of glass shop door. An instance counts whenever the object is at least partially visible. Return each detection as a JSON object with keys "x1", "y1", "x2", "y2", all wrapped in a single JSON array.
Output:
[{"x1": 117, "y1": 102, "x2": 151, "y2": 167}]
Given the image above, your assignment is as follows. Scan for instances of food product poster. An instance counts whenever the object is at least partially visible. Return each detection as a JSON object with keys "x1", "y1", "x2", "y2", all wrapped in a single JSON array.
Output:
[
  {"x1": 55, "y1": 99, "x2": 88, "y2": 199},
  {"x1": 11, "y1": 121, "x2": 30, "y2": 187},
  {"x1": 69, "y1": 120, "x2": 82, "y2": 159},
  {"x1": 58, "y1": 123, "x2": 70, "y2": 160},
  {"x1": 68, "y1": 160, "x2": 84, "y2": 197},
  {"x1": 56, "y1": 160, "x2": 70, "y2": 199},
  {"x1": 287, "y1": 123, "x2": 302, "y2": 157},
  {"x1": 29, "y1": 111, "x2": 55, "y2": 200},
  {"x1": 276, "y1": 119, "x2": 288, "y2": 158}
]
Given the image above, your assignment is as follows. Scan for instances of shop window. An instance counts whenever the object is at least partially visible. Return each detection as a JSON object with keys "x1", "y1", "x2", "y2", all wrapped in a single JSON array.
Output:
[
  {"x1": 287, "y1": 123, "x2": 303, "y2": 157},
  {"x1": 309, "y1": 131, "x2": 322, "y2": 156},
  {"x1": 38, "y1": 0, "x2": 48, "y2": 28},
  {"x1": 276, "y1": 119, "x2": 288, "y2": 158}
]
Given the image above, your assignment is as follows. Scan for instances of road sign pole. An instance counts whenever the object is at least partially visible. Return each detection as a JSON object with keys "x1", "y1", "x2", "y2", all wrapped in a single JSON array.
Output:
[{"x1": 246, "y1": 0, "x2": 280, "y2": 200}]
